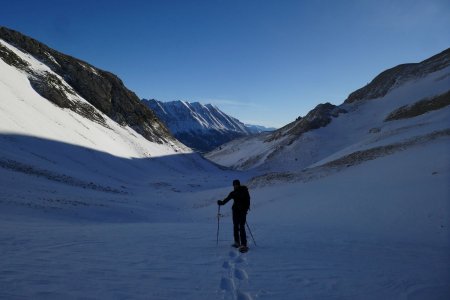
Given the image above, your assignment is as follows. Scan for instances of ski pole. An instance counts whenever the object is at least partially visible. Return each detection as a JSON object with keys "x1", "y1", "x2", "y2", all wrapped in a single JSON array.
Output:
[
  {"x1": 246, "y1": 221, "x2": 257, "y2": 246},
  {"x1": 216, "y1": 205, "x2": 221, "y2": 246}
]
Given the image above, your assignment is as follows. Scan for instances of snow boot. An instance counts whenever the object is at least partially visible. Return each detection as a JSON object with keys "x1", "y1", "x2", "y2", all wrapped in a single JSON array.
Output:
[{"x1": 239, "y1": 245, "x2": 249, "y2": 253}]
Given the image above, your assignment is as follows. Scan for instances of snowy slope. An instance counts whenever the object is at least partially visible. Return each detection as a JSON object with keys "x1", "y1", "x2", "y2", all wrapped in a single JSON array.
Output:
[
  {"x1": 0, "y1": 37, "x2": 238, "y2": 222},
  {"x1": 0, "y1": 27, "x2": 174, "y2": 144},
  {"x1": 0, "y1": 40, "x2": 184, "y2": 159},
  {"x1": 206, "y1": 50, "x2": 450, "y2": 173},
  {"x1": 143, "y1": 99, "x2": 274, "y2": 152}
]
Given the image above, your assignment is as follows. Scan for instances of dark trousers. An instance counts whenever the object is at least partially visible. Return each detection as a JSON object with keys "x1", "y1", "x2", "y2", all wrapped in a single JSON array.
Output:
[{"x1": 232, "y1": 209, "x2": 247, "y2": 246}]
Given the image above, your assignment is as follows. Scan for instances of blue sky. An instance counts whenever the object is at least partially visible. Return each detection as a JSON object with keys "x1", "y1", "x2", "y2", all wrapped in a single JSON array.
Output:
[{"x1": 1, "y1": 0, "x2": 449, "y2": 128}]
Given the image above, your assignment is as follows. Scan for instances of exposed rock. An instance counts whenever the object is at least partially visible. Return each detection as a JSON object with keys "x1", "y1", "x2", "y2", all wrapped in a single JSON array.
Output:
[
  {"x1": 266, "y1": 102, "x2": 347, "y2": 142},
  {"x1": 385, "y1": 90, "x2": 450, "y2": 121},
  {"x1": 0, "y1": 42, "x2": 29, "y2": 70},
  {"x1": 345, "y1": 48, "x2": 450, "y2": 104},
  {"x1": 287, "y1": 103, "x2": 347, "y2": 135},
  {"x1": 319, "y1": 129, "x2": 450, "y2": 169},
  {"x1": 369, "y1": 127, "x2": 381, "y2": 134}
]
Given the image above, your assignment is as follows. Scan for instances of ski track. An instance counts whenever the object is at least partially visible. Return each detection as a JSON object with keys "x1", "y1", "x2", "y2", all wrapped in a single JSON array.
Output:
[{"x1": 219, "y1": 249, "x2": 253, "y2": 300}]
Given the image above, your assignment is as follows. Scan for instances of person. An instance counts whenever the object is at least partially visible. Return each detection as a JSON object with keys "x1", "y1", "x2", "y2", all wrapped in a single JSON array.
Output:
[{"x1": 217, "y1": 179, "x2": 250, "y2": 253}]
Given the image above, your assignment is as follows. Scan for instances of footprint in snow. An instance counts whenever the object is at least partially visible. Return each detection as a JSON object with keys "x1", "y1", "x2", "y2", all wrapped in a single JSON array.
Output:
[
  {"x1": 234, "y1": 255, "x2": 246, "y2": 264},
  {"x1": 219, "y1": 249, "x2": 252, "y2": 299},
  {"x1": 236, "y1": 290, "x2": 253, "y2": 300},
  {"x1": 229, "y1": 250, "x2": 238, "y2": 258},
  {"x1": 222, "y1": 261, "x2": 231, "y2": 269},
  {"x1": 234, "y1": 268, "x2": 248, "y2": 281},
  {"x1": 220, "y1": 277, "x2": 235, "y2": 291}
]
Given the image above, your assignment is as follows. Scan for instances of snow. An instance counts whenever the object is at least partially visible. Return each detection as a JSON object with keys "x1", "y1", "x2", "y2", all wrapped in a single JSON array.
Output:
[
  {"x1": 1, "y1": 139, "x2": 448, "y2": 299},
  {"x1": 1, "y1": 39, "x2": 449, "y2": 299}
]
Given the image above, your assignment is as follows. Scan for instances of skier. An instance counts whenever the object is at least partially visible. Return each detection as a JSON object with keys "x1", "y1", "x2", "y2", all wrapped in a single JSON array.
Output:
[{"x1": 217, "y1": 179, "x2": 250, "y2": 253}]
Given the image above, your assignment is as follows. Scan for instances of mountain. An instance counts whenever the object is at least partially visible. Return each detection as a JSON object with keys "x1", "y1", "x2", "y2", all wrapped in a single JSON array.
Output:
[
  {"x1": 0, "y1": 26, "x2": 226, "y2": 220},
  {"x1": 1, "y1": 28, "x2": 449, "y2": 299},
  {"x1": 0, "y1": 26, "x2": 175, "y2": 145},
  {"x1": 142, "y1": 99, "x2": 274, "y2": 152},
  {"x1": 345, "y1": 48, "x2": 450, "y2": 104},
  {"x1": 244, "y1": 123, "x2": 277, "y2": 134},
  {"x1": 205, "y1": 48, "x2": 450, "y2": 172}
]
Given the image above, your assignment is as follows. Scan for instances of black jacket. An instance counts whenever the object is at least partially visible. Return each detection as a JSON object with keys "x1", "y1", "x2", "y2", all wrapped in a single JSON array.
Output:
[{"x1": 221, "y1": 186, "x2": 250, "y2": 212}]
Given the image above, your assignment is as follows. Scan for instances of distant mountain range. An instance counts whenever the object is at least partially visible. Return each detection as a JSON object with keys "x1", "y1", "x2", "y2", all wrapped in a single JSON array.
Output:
[{"x1": 142, "y1": 99, "x2": 275, "y2": 152}]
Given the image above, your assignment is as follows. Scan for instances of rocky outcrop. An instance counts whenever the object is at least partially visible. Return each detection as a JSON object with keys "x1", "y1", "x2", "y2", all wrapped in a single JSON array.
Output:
[
  {"x1": 385, "y1": 90, "x2": 450, "y2": 121},
  {"x1": 0, "y1": 26, "x2": 173, "y2": 144},
  {"x1": 345, "y1": 48, "x2": 450, "y2": 104},
  {"x1": 267, "y1": 102, "x2": 346, "y2": 142},
  {"x1": 285, "y1": 103, "x2": 347, "y2": 136}
]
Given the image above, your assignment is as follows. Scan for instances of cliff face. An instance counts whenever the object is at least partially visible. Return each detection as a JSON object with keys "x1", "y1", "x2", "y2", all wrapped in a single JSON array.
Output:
[{"x1": 0, "y1": 26, "x2": 173, "y2": 144}]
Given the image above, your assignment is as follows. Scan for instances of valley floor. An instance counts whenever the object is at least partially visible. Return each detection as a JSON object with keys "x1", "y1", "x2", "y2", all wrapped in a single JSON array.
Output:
[
  {"x1": 0, "y1": 220, "x2": 449, "y2": 300},
  {"x1": 0, "y1": 134, "x2": 449, "y2": 300}
]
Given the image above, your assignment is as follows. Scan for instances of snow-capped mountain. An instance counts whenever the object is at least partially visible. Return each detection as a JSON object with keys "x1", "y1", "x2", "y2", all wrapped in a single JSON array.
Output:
[
  {"x1": 244, "y1": 123, "x2": 276, "y2": 134},
  {"x1": 143, "y1": 99, "x2": 273, "y2": 152},
  {"x1": 0, "y1": 26, "x2": 176, "y2": 145},
  {"x1": 206, "y1": 48, "x2": 450, "y2": 173}
]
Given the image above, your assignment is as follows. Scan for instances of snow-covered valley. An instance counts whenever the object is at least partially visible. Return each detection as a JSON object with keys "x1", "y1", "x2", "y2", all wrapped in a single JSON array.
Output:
[
  {"x1": 0, "y1": 29, "x2": 449, "y2": 300},
  {"x1": 1, "y1": 141, "x2": 448, "y2": 299}
]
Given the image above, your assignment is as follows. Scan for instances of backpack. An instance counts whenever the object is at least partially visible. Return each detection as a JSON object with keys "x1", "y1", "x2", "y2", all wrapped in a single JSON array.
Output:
[{"x1": 242, "y1": 186, "x2": 250, "y2": 211}]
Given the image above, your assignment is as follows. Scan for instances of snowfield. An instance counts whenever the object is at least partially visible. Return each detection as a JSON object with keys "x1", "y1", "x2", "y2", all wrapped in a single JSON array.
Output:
[
  {"x1": 1, "y1": 142, "x2": 448, "y2": 299},
  {"x1": 1, "y1": 38, "x2": 449, "y2": 300}
]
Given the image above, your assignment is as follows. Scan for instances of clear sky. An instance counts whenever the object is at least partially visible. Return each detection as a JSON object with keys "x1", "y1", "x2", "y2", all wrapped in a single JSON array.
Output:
[{"x1": 1, "y1": 0, "x2": 449, "y2": 128}]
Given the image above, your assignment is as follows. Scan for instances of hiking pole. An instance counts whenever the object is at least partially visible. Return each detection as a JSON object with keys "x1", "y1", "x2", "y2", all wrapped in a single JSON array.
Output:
[
  {"x1": 246, "y1": 221, "x2": 257, "y2": 247},
  {"x1": 216, "y1": 205, "x2": 221, "y2": 246}
]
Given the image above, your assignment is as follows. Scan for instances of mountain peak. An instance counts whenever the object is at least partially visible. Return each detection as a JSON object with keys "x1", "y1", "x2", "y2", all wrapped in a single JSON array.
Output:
[{"x1": 142, "y1": 99, "x2": 273, "y2": 152}]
